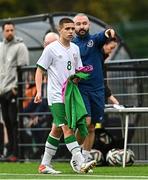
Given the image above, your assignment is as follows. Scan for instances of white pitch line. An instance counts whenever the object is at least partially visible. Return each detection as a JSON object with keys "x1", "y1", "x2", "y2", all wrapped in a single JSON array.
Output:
[{"x1": 0, "y1": 173, "x2": 148, "y2": 179}]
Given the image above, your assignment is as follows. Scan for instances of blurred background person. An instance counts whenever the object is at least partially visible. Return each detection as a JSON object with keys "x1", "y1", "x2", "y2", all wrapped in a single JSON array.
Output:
[
  {"x1": 103, "y1": 37, "x2": 119, "y2": 105},
  {"x1": 0, "y1": 106, "x2": 9, "y2": 161},
  {"x1": 92, "y1": 37, "x2": 121, "y2": 165},
  {"x1": 0, "y1": 21, "x2": 29, "y2": 161}
]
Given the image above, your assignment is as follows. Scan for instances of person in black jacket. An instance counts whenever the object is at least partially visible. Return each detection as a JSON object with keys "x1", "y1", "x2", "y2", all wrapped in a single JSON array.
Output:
[
  {"x1": 92, "y1": 38, "x2": 122, "y2": 165},
  {"x1": 102, "y1": 37, "x2": 119, "y2": 105}
]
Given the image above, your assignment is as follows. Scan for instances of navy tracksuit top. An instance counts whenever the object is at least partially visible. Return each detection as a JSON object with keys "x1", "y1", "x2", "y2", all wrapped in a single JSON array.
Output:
[{"x1": 73, "y1": 31, "x2": 107, "y2": 91}]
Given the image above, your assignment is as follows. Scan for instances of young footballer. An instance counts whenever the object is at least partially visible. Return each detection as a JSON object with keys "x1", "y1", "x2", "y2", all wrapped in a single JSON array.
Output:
[{"x1": 34, "y1": 18, "x2": 96, "y2": 174}]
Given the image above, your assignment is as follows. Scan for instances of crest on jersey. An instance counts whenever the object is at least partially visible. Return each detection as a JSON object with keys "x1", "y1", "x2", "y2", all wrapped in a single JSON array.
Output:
[{"x1": 87, "y1": 40, "x2": 94, "y2": 47}]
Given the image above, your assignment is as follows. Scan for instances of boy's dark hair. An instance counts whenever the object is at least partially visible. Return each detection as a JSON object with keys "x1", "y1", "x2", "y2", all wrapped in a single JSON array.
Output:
[
  {"x1": 2, "y1": 21, "x2": 15, "y2": 31},
  {"x1": 59, "y1": 18, "x2": 74, "y2": 28}
]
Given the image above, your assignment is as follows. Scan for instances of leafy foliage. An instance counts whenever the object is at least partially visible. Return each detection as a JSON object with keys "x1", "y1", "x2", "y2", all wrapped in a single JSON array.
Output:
[
  {"x1": 0, "y1": 0, "x2": 148, "y2": 23},
  {"x1": 0, "y1": 0, "x2": 148, "y2": 58}
]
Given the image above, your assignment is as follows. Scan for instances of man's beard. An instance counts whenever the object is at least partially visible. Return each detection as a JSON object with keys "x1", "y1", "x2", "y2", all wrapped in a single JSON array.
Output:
[
  {"x1": 76, "y1": 29, "x2": 89, "y2": 37},
  {"x1": 6, "y1": 35, "x2": 14, "y2": 42}
]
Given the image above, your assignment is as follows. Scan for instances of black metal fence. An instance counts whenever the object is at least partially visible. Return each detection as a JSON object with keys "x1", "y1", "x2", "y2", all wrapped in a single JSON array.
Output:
[{"x1": 17, "y1": 58, "x2": 148, "y2": 163}]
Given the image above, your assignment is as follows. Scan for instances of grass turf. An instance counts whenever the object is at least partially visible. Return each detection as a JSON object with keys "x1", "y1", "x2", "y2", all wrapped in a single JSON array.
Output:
[{"x1": 0, "y1": 162, "x2": 148, "y2": 179}]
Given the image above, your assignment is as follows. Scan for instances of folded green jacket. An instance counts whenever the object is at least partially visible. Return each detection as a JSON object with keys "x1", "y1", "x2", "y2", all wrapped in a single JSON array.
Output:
[{"x1": 64, "y1": 72, "x2": 90, "y2": 137}]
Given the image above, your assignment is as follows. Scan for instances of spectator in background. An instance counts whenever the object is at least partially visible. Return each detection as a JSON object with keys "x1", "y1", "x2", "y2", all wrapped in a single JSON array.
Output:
[
  {"x1": 43, "y1": 32, "x2": 59, "y2": 47},
  {"x1": 0, "y1": 106, "x2": 4, "y2": 158},
  {"x1": 93, "y1": 37, "x2": 120, "y2": 159},
  {"x1": 102, "y1": 37, "x2": 119, "y2": 105},
  {"x1": 22, "y1": 71, "x2": 49, "y2": 159},
  {"x1": 0, "y1": 106, "x2": 9, "y2": 161},
  {"x1": 0, "y1": 21, "x2": 29, "y2": 161},
  {"x1": 23, "y1": 71, "x2": 37, "y2": 110}
]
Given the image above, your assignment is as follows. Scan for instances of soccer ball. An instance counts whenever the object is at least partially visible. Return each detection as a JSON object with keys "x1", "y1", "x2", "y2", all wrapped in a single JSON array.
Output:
[
  {"x1": 127, "y1": 149, "x2": 135, "y2": 165},
  {"x1": 115, "y1": 149, "x2": 135, "y2": 166},
  {"x1": 90, "y1": 149, "x2": 104, "y2": 166},
  {"x1": 106, "y1": 148, "x2": 135, "y2": 166},
  {"x1": 106, "y1": 148, "x2": 119, "y2": 166}
]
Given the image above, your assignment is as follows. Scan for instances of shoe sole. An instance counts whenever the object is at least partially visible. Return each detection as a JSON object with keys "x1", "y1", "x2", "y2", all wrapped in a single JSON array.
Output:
[
  {"x1": 39, "y1": 170, "x2": 62, "y2": 174},
  {"x1": 38, "y1": 166, "x2": 62, "y2": 174},
  {"x1": 80, "y1": 160, "x2": 96, "y2": 173}
]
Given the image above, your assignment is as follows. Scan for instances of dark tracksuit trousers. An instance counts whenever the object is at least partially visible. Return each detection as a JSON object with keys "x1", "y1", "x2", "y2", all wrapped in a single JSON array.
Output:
[{"x1": 0, "y1": 90, "x2": 18, "y2": 156}]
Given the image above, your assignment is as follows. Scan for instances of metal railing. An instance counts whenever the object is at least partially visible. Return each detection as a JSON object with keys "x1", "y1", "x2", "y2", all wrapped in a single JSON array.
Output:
[{"x1": 17, "y1": 58, "x2": 148, "y2": 163}]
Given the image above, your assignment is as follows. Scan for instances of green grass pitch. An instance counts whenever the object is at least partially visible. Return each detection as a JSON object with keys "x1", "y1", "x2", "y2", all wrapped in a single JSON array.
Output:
[{"x1": 0, "y1": 162, "x2": 148, "y2": 179}]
